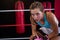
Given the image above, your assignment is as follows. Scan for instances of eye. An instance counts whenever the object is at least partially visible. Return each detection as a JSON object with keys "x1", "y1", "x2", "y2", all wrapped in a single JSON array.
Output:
[
  {"x1": 31, "y1": 14, "x2": 35, "y2": 16},
  {"x1": 36, "y1": 13, "x2": 40, "y2": 15}
]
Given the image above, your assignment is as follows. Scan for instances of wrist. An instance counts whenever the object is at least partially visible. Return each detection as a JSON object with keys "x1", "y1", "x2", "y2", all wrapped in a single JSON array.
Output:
[{"x1": 45, "y1": 35, "x2": 49, "y2": 40}]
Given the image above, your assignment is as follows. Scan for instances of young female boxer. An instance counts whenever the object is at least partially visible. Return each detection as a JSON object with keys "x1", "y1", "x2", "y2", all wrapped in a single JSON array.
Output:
[{"x1": 29, "y1": 2, "x2": 59, "y2": 40}]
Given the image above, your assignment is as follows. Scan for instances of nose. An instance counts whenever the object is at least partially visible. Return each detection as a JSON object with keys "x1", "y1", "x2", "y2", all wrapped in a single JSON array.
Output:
[
  {"x1": 34, "y1": 15, "x2": 37, "y2": 18},
  {"x1": 34, "y1": 15, "x2": 38, "y2": 19}
]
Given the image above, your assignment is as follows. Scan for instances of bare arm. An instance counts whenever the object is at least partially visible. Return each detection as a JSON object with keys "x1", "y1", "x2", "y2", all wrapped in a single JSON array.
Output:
[
  {"x1": 30, "y1": 16, "x2": 43, "y2": 38},
  {"x1": 30, "y1": 16, "x2": 37, "y2": 40},
  {"x1": 46, "y1": 12, "x2": 59, "y2": 39},
  {"x1": 30, "y1": 16, "x2": 37, "y2": 35}
]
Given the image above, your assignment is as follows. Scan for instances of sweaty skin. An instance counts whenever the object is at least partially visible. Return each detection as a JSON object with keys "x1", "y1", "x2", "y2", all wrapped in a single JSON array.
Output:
[{"x1": 30, "y1": 11, "x2": 58, "y2": 40}]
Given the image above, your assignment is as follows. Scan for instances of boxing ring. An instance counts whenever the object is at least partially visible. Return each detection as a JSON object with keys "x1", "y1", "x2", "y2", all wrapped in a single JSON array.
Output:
[
  {"x1": 0, "y1": 9, "x2": 54, "y2": 12},
  {"x1": 0, "y1": 9, "x2": 60, "y2": 40},
  {"x1": 0, "y1": 0, "x2": 60, "y2": 40}
]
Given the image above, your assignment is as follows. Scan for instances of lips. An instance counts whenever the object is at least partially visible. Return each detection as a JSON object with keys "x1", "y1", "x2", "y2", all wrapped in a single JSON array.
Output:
[
  {"x1": 35, "y1": 19, "x2": 39, "y2": 21},
  {"x1": 34, "y1": 18, "x2": 39, "y2": 21}
]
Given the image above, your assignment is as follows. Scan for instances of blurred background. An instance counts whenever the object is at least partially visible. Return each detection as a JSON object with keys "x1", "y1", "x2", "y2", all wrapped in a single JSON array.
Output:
[{"x1": 0, "y1": 0, "x2": 60, "y2": 39}]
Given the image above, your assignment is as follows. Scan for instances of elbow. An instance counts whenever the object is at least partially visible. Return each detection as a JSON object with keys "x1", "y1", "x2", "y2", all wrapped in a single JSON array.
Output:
[
  {"x1": 56, "y1": 28, "x2": 59, "y2": 35},
  {"x1": 55, "y1": 32, "x2": 58, "y2": 35},
  {"x1": 53, "y1": 28, "x2": 59, "y2": 36},
  {"x1": 56, "y1": 31, "x2": 59, "y2": 35},
  {"x1": 54, "y1": 26, "x2": 59, "y2": 36},
  {"x1": 54, "y1": 30, "x2": 59, "y2": 36}
]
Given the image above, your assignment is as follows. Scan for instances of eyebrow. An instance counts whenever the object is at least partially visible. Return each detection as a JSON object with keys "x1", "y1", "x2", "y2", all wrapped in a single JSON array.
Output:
[
  {"x1": 31, "y1": 13, "x2": 39, "y2": 15},
  {"x1": 38, "y1": 11, "x2": 42, "y2": 13}
]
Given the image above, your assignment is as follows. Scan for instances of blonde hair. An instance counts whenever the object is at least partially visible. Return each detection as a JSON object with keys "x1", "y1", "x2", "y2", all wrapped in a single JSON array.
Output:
[{"x1": 30, "y1": 1, "x2": 44, "y2": 12}]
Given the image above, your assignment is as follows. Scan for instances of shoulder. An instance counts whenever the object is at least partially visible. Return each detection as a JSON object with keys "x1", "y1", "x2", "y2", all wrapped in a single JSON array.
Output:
[
  {"x1": 46, "y1": 12, "x2": 58, "y2": 25},
  {"x1": 46, "y1": 12, "x2": 54, "y2": 17},
  {"x1": 45, "y1": 12, "x2": 54, "y2": 21},
  {"x1": 45, "y1": 12, "x2": 56, "y2": 20}
]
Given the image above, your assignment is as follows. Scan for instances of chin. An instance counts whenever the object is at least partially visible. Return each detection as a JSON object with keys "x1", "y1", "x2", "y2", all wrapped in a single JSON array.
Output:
[{"x1": 35, "y1": 20, "x2": 39, "y2": 22}]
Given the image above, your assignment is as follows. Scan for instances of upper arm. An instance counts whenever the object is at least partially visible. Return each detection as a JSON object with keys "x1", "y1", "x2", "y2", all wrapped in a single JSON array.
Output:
[{"x1": 46, "y1": 12, "x2": 58, "y2": 33}]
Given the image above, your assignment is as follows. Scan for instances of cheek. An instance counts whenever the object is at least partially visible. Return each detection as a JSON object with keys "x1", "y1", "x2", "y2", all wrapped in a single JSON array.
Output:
[
  {"x1": 40, "y1": 14, "x2": 43, "y2": 17},
  {"x1": 37, "y1": 14, "x2": 41, "y2": 18},
  {"x1": 37, "y1": 14, "x2": 43, "y2": 19}
]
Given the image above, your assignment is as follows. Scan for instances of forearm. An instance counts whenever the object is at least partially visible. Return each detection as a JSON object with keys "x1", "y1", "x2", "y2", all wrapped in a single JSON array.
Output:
[
  {"x1": 31, "y1": 22, "x2": 37, "y2": 35},
  {"x1": 36, "y1": 31, "x2": 44, "y2": 37},
  {"x1": 32, "y1": 29, "x2": 37, "y2": 35},
  {"x1": 48, "y1": 26, "x2": 58, "y2": 39},
  {"x1": 48, "y1": 31, "x2": 58, "y2": 39}
]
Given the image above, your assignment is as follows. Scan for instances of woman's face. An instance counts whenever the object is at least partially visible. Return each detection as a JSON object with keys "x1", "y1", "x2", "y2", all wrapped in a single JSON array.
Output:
[{"x1": 30, "y1": 8, "x2": 44, "y2": 22}]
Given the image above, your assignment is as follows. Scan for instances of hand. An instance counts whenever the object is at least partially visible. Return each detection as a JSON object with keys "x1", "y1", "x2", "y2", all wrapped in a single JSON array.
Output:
[
  {"x1": 43, "y1": 35, "x2": 49, "y2": 40},
  {"x1": 30, "y1": 34, "x2": 38, "y2": 40},
  {"x1": 36, "y1": 31, "x2": 44, "y2": 37}
]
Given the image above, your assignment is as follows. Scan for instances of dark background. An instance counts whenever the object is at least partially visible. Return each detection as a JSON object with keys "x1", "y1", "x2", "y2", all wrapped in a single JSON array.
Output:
[{"x1": 0, "y1": 0, "x2": 57, "y2": 38}]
